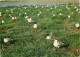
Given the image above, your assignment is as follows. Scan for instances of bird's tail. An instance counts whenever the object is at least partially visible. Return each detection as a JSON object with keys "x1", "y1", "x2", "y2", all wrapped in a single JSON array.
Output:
[
  {"x1": 10, "y1": 38, "x2": 13, "y2": 40},
  {"x1": 60, "y1": 42, "x2": 64, "y2": 45}
]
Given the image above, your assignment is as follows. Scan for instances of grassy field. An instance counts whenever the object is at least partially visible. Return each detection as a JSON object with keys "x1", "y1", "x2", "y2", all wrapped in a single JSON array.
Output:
[
  {"x1": 0, "y1": 0, "x2": 78, "y2": 3},
  {"x1": 0, "y1": 3, "x2": 80, "y2": 57}
]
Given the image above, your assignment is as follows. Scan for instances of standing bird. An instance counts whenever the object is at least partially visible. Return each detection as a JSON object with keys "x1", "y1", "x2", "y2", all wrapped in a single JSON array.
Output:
[
  {"x1": 53, "y1": 14, "x2": 55, "y2": 16},
  {"x1": 53, "y1": 38, "x2": 64, "y2": 48},
  {"x1": 75, "y1": 23, "x2": 79, "y2": 30},
  {"x1": 68, "y1": 15, "x2": 71, "y2": 19},
  {"x1": 12, "y1": 16, "x2": 16, "y2": 20},
  {"x1": 75, "y1": 23, "x2": 79, "y2": 28},
  {"x1": 37, "y1": 13, "x2": 40, "y2": 16},
  {"x1": 9, "y1": 14, "x2": 12, "y2": 17},
  {"x1": 2, "y1": 20, "x2": 5, "y2": 24},
  {"x1": 4, "y1": 37, "x2": 13, "y2": 43},
  {"x1": 12, "y1": 17, "x2": 15, "y2": 20},
  {"x1": 6, "y1": 9, "x2": 8, "y2": 12},
  {"x1": 33, "y1": 22, "x2": 38, "y2": 29},
  {"x1": 46, "y1": 32, "x2": 52, "y2": 39},
  {"x1": 25, "y1": 16, "x2": 28, "y2": 19},
  {"x1": 19, "y1": 13, "x2": 21, "y2": 16},
  {"x1": 11, "y1": 9, "x2": 13, "y2": 13},
  {"x1": 66, "y1": 5, "x2": 70, "y2": 10},
  {"x1": 14, "y1": 17, "x2": 17, "y2": 19},
  {"x1": 35, "y1": 6, "x2": 38, "y2": 8},
  {"x1": 25, "y1": 13, "x2": 27, "y2": 15},
  {"x1": 58, "y1": 12, "x2": 63, "y2": 15},
  {"x1": 27, "y1": 18, "x2": 34, "y2": 23}
]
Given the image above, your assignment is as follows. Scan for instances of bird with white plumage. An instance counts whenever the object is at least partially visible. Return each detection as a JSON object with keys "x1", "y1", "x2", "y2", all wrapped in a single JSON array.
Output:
[
  {"x1": 33, "y1": 22, "x2": 38, "y2": 29},
  {"x1": 47, "y1": 9, "x2": 49, "y2": 11},
  {"x1": 75, "y1": 23, "x2": 79, "y2": 29},
  {"x1": 42, "y1": 6, "x2": 43, "y2": 8},
  {"x1": 75, "y1": 23, "x2": 79, "y2": 31},
  {"x1": 9, "y1": 14, "x2": 12, "y2": 17},
  {"x1": 47, "y1": 5, "x2": 49, "y2": 7},
  {"x1": 75, "y1": 23, "x2": 79, "y2": 28},
  {"x1": 78, "y1": 11, "x2": 80, "y2": 13},
  {"x1": 50, "y1": 8, "x2": 53, "y2": 9},
  {"x1": 6, "y1": 9, "x2": 8, "y2": 12},
  {"x1": 37, "y1": 13, "x2": 40, "y2": 16},
  {"x1": 53, "y1": 14, "x2": 55, "y2": 16},
  {"x1": 68, "y1": 15, "x2": 71, "y2": 18},
  {"x1": 12, "y1": 16, "x2": 17, "y2": 20},
  {"x1": 24, "y1": 7, "x2": 27, "y2": 9},
  {"x1": 76, "y1": 8, "x2": 79, "y2": 11},
  {"x1": 35, "y1": 6, "x2": 38, "y2": 8},
  {"x1": 53, "y1": 38, "x2": 64, "y2": 48},
  {"x1": 12, "y1": 17, "x2": 15, "y2": 20},
  {"x1": 58, "y1": 12, "x2": 63, "y2": 15},
  {"x1": 55, "y1": 5, "x2": 57, "y2": 9},
  {"x1": 27, "y1": 18, "x2": 34, "y2": 23},
  {"x1": 74, "y1": 6, "x2": 77, "y2": 9},
  {"x1": 46, "y1": 32, "x2": 52, "y2": 39},
  {"x1": 25, "y1": 16, "x2": 28, "y2": 19},
  {"x1": 14, "y1": 17, "x2": 17, "y2": 19},
  {"x1": 25, "y1": 13, "x2": 27, "y2": 15},
  {"x1": 19, "y1": 13, "x2": 21, "y2": 16},
  {"x1": 11, "y1": 9, "x2": 13, "y2": 13},
  {"x1": 2, "y1": 20, "x2": 5, "y2": 24},
  {"x1": 4, "y1": 37, "x2": 13, "y2": 43}
]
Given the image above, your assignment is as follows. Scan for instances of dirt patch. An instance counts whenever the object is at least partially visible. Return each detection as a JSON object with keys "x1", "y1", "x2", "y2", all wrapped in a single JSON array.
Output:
[{"x1": 70, "y1": 48, "x2": 80, "y2": 54}]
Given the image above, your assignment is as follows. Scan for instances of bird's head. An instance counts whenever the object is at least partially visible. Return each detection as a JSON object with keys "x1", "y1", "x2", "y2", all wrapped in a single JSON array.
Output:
[
  {"x1": 4, "y1": 36, "x2": 6, "y2": 38},
  {"x1": 54, "y1": 38, "x2": 58, "y2": 40},
  {"x1": 47, "y1": 34, "x2": 49, "y2": 36}
]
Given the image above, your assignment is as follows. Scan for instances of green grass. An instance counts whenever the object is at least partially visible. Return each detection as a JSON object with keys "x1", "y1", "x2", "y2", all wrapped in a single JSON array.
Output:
[
  {"x1": 0, "y1": 0, "x2": 78, "y2": 3},
  {"x1": 0, "y1": 3, "x2": 80, "y2": 57}
]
